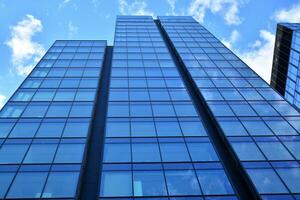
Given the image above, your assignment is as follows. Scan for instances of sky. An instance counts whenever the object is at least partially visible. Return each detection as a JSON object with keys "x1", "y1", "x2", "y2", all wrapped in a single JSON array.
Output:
[{"x1": 1, "y1": 0, "x2": 300, "y2": 109}]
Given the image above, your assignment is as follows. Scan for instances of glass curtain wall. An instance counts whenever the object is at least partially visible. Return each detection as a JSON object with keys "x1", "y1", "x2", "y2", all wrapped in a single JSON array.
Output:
[
  {"x1": 159, "y1": 16, "x2": 300, "y2": 199},
  {"x1": 0, "y1": 40, "x2": 106, "y2": 199},
  {"x1": 99, "y1": 16, "x2": 237, "y2": 199}
]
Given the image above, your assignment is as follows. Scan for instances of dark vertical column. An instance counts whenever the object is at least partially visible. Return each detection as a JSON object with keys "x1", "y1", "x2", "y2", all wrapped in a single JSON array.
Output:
[
  {"x1": 271, "y1": 24, "x2": 293, "y2": 96},
  {"x1": 155, "y1": 20, "x2": 260, "y2": 200},
  {"x1": 78, "y1": 46, "x2": 113, "y2": 200}
]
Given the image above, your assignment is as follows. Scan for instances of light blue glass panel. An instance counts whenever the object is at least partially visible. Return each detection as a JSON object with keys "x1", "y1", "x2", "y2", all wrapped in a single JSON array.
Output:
[
  {"x1": 277, "y1": 168, "x2": 300, "y2": 193},
  {"x1": 133, "y1": 171, "x2": 167, "y2": 196},
  {"x1": 187, "y1": 142, "x2": 219, "y2": 161},
  {"x1": 100, "y1": 171, "x2": 132, "y2": 197},
  {"x1": 24, "y1": 144, "x2": 57, "y2": 163},
  {"x1": 0, "y1": 121, "x2": 15, "y2": 138},
  {"x1": 219, "y1": 121, "x2": 248, "y2": 136},
  {"x1": 63, "y1": 121, "x2": 89, "y2": 137},
  {"x1": 9, "y1": 121, "x2": 40, "y2": 138},
  {"x1": 231, "y1": 142, "x2": 265, "y2": 161},
  {"x1": 36, "y1": 121, "x2": 65, "y2": 138},
  {"x1": 265, "y1": 120, "x2": 297, "y2": 135},
  {"x1": 155, "y1": 121, "x2": 182, "y2": 136},
  {"x1": 131, "y1": 121, "x2": 156, "y2": 137},
  {"x1": 54, "y1": 143, "x2": 84, "y2": 163},
  {"x1": 165, "y1": 170, "x2": 202, "y2": 195},
  {"x1": 196, "y1": 169, "x2": 234, "y2": 195},
  {"x1": 160, "y1": 142, "x2": 190, "y2": 162},
  {"x1": 0, "y1": 144, "x2": 29, "y2": 164},
  {"x1": 42, "y1": 172, "x2": 79, "y2": 198},
  {"x1": 257, "y1": 142, "x2": 293, "y2": 160},
  {"x1": 247, "y1": 169, "x2": 288, "y2": 194},
  {"x1": 7, "y1": 172, "x2": 47, "y2": 198},
  {"x1": 241, "y1": 120, "x2": 273, "y2": 136},
  {"x1": 0, "y1": 172, "x2": 15, "y2": 198},
  {"x1": 103, "y1": 143, "x2": 131, "y2": 163},
  {"x1": 0, "y1": 104, "x2": 25, "y2": 118},
  {"x1": 179, "y1": 121, "x2": 207, "y2": 136},
  {"x1": 283, "y1": 141, "x2": 300, "y2": 159},
  {"x1": 132, "y1": 143, "x2": 161, "y2": 162}
]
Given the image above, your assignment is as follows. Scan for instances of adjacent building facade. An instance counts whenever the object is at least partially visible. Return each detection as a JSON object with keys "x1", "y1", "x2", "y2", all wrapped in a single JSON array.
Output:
[
  {"x1": 0, "y1": 16, "x2": 300, "y2": 200},
  {"x1": 271, "y1": 23, "x2": 300, "y2": 109}
]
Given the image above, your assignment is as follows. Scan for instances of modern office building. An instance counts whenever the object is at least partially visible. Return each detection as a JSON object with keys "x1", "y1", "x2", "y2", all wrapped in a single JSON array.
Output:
[
  {"x1": 0, "y1": 16, "x2": 300, "y2": 200},
  {"x1": 271, "y1": 23, "x2": 300, "y2": 109}
]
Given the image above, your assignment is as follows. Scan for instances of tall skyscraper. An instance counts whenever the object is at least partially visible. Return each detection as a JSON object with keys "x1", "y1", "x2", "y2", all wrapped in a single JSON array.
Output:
[
  {"x1": 271, "y1": 23, "x2": 300, "y2": 109},
  {"x1": 0, "y1": 16, "x2": 300, "y2": 200}
]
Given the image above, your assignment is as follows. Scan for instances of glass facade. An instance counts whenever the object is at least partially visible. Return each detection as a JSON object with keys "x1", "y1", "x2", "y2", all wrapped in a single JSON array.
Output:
[
  {"x1": 0, "y1": 16, "x2": 300, "y2": 200},
  {"x1": 0, "y1": 40, "x2": 106, "y2": 199},
  {"x1": 271, "y1": 23, "x2": 300, "y2": 109},
  {"x1": 99, "y1": 16, "x2": 236, "y2": 199},
  {"x1": 282, "y1": 24, "x2": 300, "y2": 108},
  {"x1": 159, "y1": 16, "x2": 300, "y2": 199}
]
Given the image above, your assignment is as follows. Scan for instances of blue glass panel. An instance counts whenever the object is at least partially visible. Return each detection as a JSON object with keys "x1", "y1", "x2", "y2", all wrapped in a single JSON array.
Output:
[
  {"x1": 231, "y1": 141, "x2": 265, "y2": 161},
  {"x1": 257, "y1": 142, "x2": 293, "y2": 160},
  {"x1": 104, "y1": 143, "x2": 131, "y2": 163},
  {"x1": 22, "y1": 103, "x2": 48, "y2": 118},
  {"x1": 187, "y1": 142, "x2": 219, "y2": 161},
  {"x1": 24, "y1": 144, "x2": 57, "y2": 163},
  {"x1": 0, "y1": 121, "x2": 15, "y2": 138},
  {"x1": 283, "y1": 141, "x2": 300, "y2": 159},
  {"x1": 219, "y1": 120, "x2": 248, "y2": 136},
  {"x1": 100, "y1": 171, "x2": 132, "y2": 197},
  {"x1": 165, "y1": 170, "x2": 202, "y2": 195},
  {"x1": 0, "y1": 144, "x2": 29, "y2": 164},
  {"x1": 42, "y1": 172, "x2": 79, "y2": 198},
  {"x1": 7, "y1": 172, "x2": 47, "y2": 198},
  {"x1": 132, "y1": 143, "x2": 161, "y2": 162},
  {"x1": 0, "y1": 172, "x2": 15, "y2": 198},
  {"x1": 265, "y1": 120, "x2": 297, "y2": 135},
  {"x1": 9, "y1": 121, "x2": 40, "y2": 138},
  {"x1": 179, "y1": 121, "x2": 207, "y2": 136},
  {"x1": 54, "y1": 143, "x2": 84, "y2": 163},
  {"x1": 0, "y1": 104, "x2": 26, "y2": 118},
  {"x1": 36, "y1": 120, "x2": 65, "y2": 138},
  {"x1": 69, "y1": 103, "x2": 93, "y2": 117},
  {"x1": 196, "y1": 169, "x2": 234, "y2": 195},
  {"x1": 131, "y1": 120, "x2": 156, "y2": 137},
  {"x1": 277, "y1": 168, "x2": 300, "y2": 193},
  {"x1": 160, "y1": 142, "x2": 190, "y2": 162},
  {"x1": 247, "y1": 169, "x2": 288, "y2": 193},
  {"x1": 241, "y1": 120, "x2": 273, "y2": 136},
  {"x1": 133, "y1": 171, "x2": 167, "y2": 196},
  {"x1": 63, "y1": 121, "x2": 89, "y2": 138},
  {"x1": 155, "y1": 121, "x2": 182, "y2": 136}
]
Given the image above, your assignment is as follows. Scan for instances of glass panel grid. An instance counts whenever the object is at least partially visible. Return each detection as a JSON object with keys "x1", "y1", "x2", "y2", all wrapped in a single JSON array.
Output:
[
  {"x1": 158, "y1": 16, "x2": 300, "y2": 199},
  {"x1": 0, "y1": 40, "x2": 106, "y2": 198},
  {"x1": 99, "y1": 16, "x2": 236, "y2": 199}
]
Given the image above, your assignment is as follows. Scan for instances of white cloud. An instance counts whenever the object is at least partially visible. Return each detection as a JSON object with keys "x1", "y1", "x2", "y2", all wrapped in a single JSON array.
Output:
[
  {"x1": 166, "y1": 0, "x2": 177, "y2": 15},
  {"x1": 188, "y1": 0, "x2": 243, "y2": 25},
  {"x1": 5, "y1": 14, "x2": 45, "y2": 76},
  {"x1": 274, "y1": 2, "x2": 300, "y2": 22},
  {"x1": 68, "y1": 21, "x2": 78, "y2": 38},
  {"x1": 221, "y1": 29, "x2": 240, "y2": 49},
  {"x1": 0, "y1": 94, "x2": 7, "y2": 110},
  {"x1": 59, "y1": 0, "x2": 71, "y2": 8},
  {"x1": 119, "y1": 0, "x2": 154, "y2": 16},
  {"x1": 236, "y1": 30, "x2": 275, "y2": 83},
  {"x1": 224, "y1": 1, "x2": 241, "y2": 25}
]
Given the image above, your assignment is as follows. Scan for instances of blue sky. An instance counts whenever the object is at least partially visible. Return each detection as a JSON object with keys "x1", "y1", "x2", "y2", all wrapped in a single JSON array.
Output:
[{"x1": 1, "y1": 0, "x2": 300, "y2": 108}]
